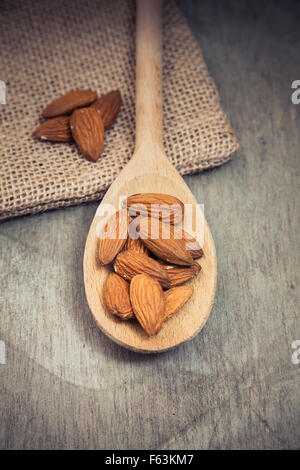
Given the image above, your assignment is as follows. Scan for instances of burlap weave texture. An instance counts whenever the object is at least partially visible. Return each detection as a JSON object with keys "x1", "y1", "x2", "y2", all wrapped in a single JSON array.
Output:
[{"x1": 0, "y1": 0, "x2": 239, "y2": 221}]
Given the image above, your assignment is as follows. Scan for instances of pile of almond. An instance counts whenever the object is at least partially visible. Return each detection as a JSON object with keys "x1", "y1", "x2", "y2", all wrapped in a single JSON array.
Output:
[
  {"x1": 99, "y1": 193, "x2": 203, "y2": 336},
  {"x1": 33, "y1": 89, "x2": 122, "y2": 162}
]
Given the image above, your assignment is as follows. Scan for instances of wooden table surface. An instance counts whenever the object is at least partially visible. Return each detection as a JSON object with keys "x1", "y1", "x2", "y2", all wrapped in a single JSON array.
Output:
[{"x1": 0, "y1": 0, "x2": 299, "y2": 449}]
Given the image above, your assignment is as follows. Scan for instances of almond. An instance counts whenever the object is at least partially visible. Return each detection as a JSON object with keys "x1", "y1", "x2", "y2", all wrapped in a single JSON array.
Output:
[
  {"x1": 125, "y1": 236, "x2": 149, "y2": 255},
  {"x1": 33, "y1": 116, "x2": 73, "y2": 142},
  {"x1": 70, "y1": 107, "x2": 104, "y2": 162},
  {"x1": 114, "y1": 251, "x2": 170, "y2": 288},
  {"x1": 98, "y1": 209, "x2": 129, "y2": 265},
  {"x1": 167, "y1": 225, "x2": 204, "y2": 259},
  {"x1": 103, "y1": 273, "x2": 134, "y2": 320},
  {"x1": 181, "y1": 230, "x2": 204, "y2": 259},
  {"x1": 164, "y1": 285, "x2": 194, "y2": 320},
  {"x1": 157, "y1": 260, "x2": 201, "y2": 287},
  {"x1": 42, "y1": 89, "x2": 97, "y2": 118},
  {"x1": 91, "y1": 90, "x2": 122, "y2": 129},
  {"x1": 138, "y1": 217, "x2": 194, "y2": 266},
  {"x1": 124, "y1": 193, "x2": 184, "y2": 224},
  {"x1": 130, "y1": 274, "x2": 165, "y2": 336}
]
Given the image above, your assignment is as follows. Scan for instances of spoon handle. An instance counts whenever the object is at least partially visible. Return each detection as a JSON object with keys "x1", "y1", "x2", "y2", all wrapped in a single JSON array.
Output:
[{"x1": 135, "y1": 0, "x2": 163, "y2": 152}]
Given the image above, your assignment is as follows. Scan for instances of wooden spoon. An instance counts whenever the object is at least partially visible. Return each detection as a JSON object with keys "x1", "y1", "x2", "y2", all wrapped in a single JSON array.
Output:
[{"x1": 83, "y1": 0, "x2": 217, "y2": 353}]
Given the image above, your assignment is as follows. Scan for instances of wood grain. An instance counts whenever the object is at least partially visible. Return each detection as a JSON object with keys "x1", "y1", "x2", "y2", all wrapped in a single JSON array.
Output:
[{"x1": 0, "y1": 0, "x2": 299, "y2": 450}]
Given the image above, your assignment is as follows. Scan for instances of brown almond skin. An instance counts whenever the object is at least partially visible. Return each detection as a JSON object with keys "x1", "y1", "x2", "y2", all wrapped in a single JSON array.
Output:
[
  {"x1": 33, "y1": 116, "x2": 73, "y2": 142},
  {"x1": 138, "y1": 217, "x2": 194, "y2": 266},
  {"x1": 91, "y1": 90, "x2": 121, "y2": 129},
  {"x1": 124, "y1": 193, "x2": 184, "y2": 224},
  {"x1": 114, "y1": 251, "x2": 170, "y2": 289},
  {"x1": 130, "y1": 274, "x2": 165, "y2": 336},
  {"x1": 180, "y1": 229, "x2": 204, "y2": 259},
  {"x1": 164, "y1": 285, "x2": 194, "y2": 320},
  {"x1": 125, "y1": 236, "x2": 149, "y2": 255},
  {"x1": 158, "y1": 223, "x2": 204, "y2": 260},
  {"x1": 42, "y1": 90, "x2": 97, "y2": 118},
  {"x1": 70, "y1": 107, "x2": 104, "y2": 162},
  {"x1": 158, "y1": 260, "x2": 201, "y2": 287},
  {"x1": 103, "y1": 273, "x2": 134, "y2": 320},
  {"x1": 98, "y1": 209, "x2": 130, "y2": 265}
]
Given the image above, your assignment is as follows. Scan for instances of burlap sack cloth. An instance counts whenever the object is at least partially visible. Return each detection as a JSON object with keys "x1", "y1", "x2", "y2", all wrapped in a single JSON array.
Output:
[{"x1": 0, "y1": 0, "x2": 239, "y2": 222}]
